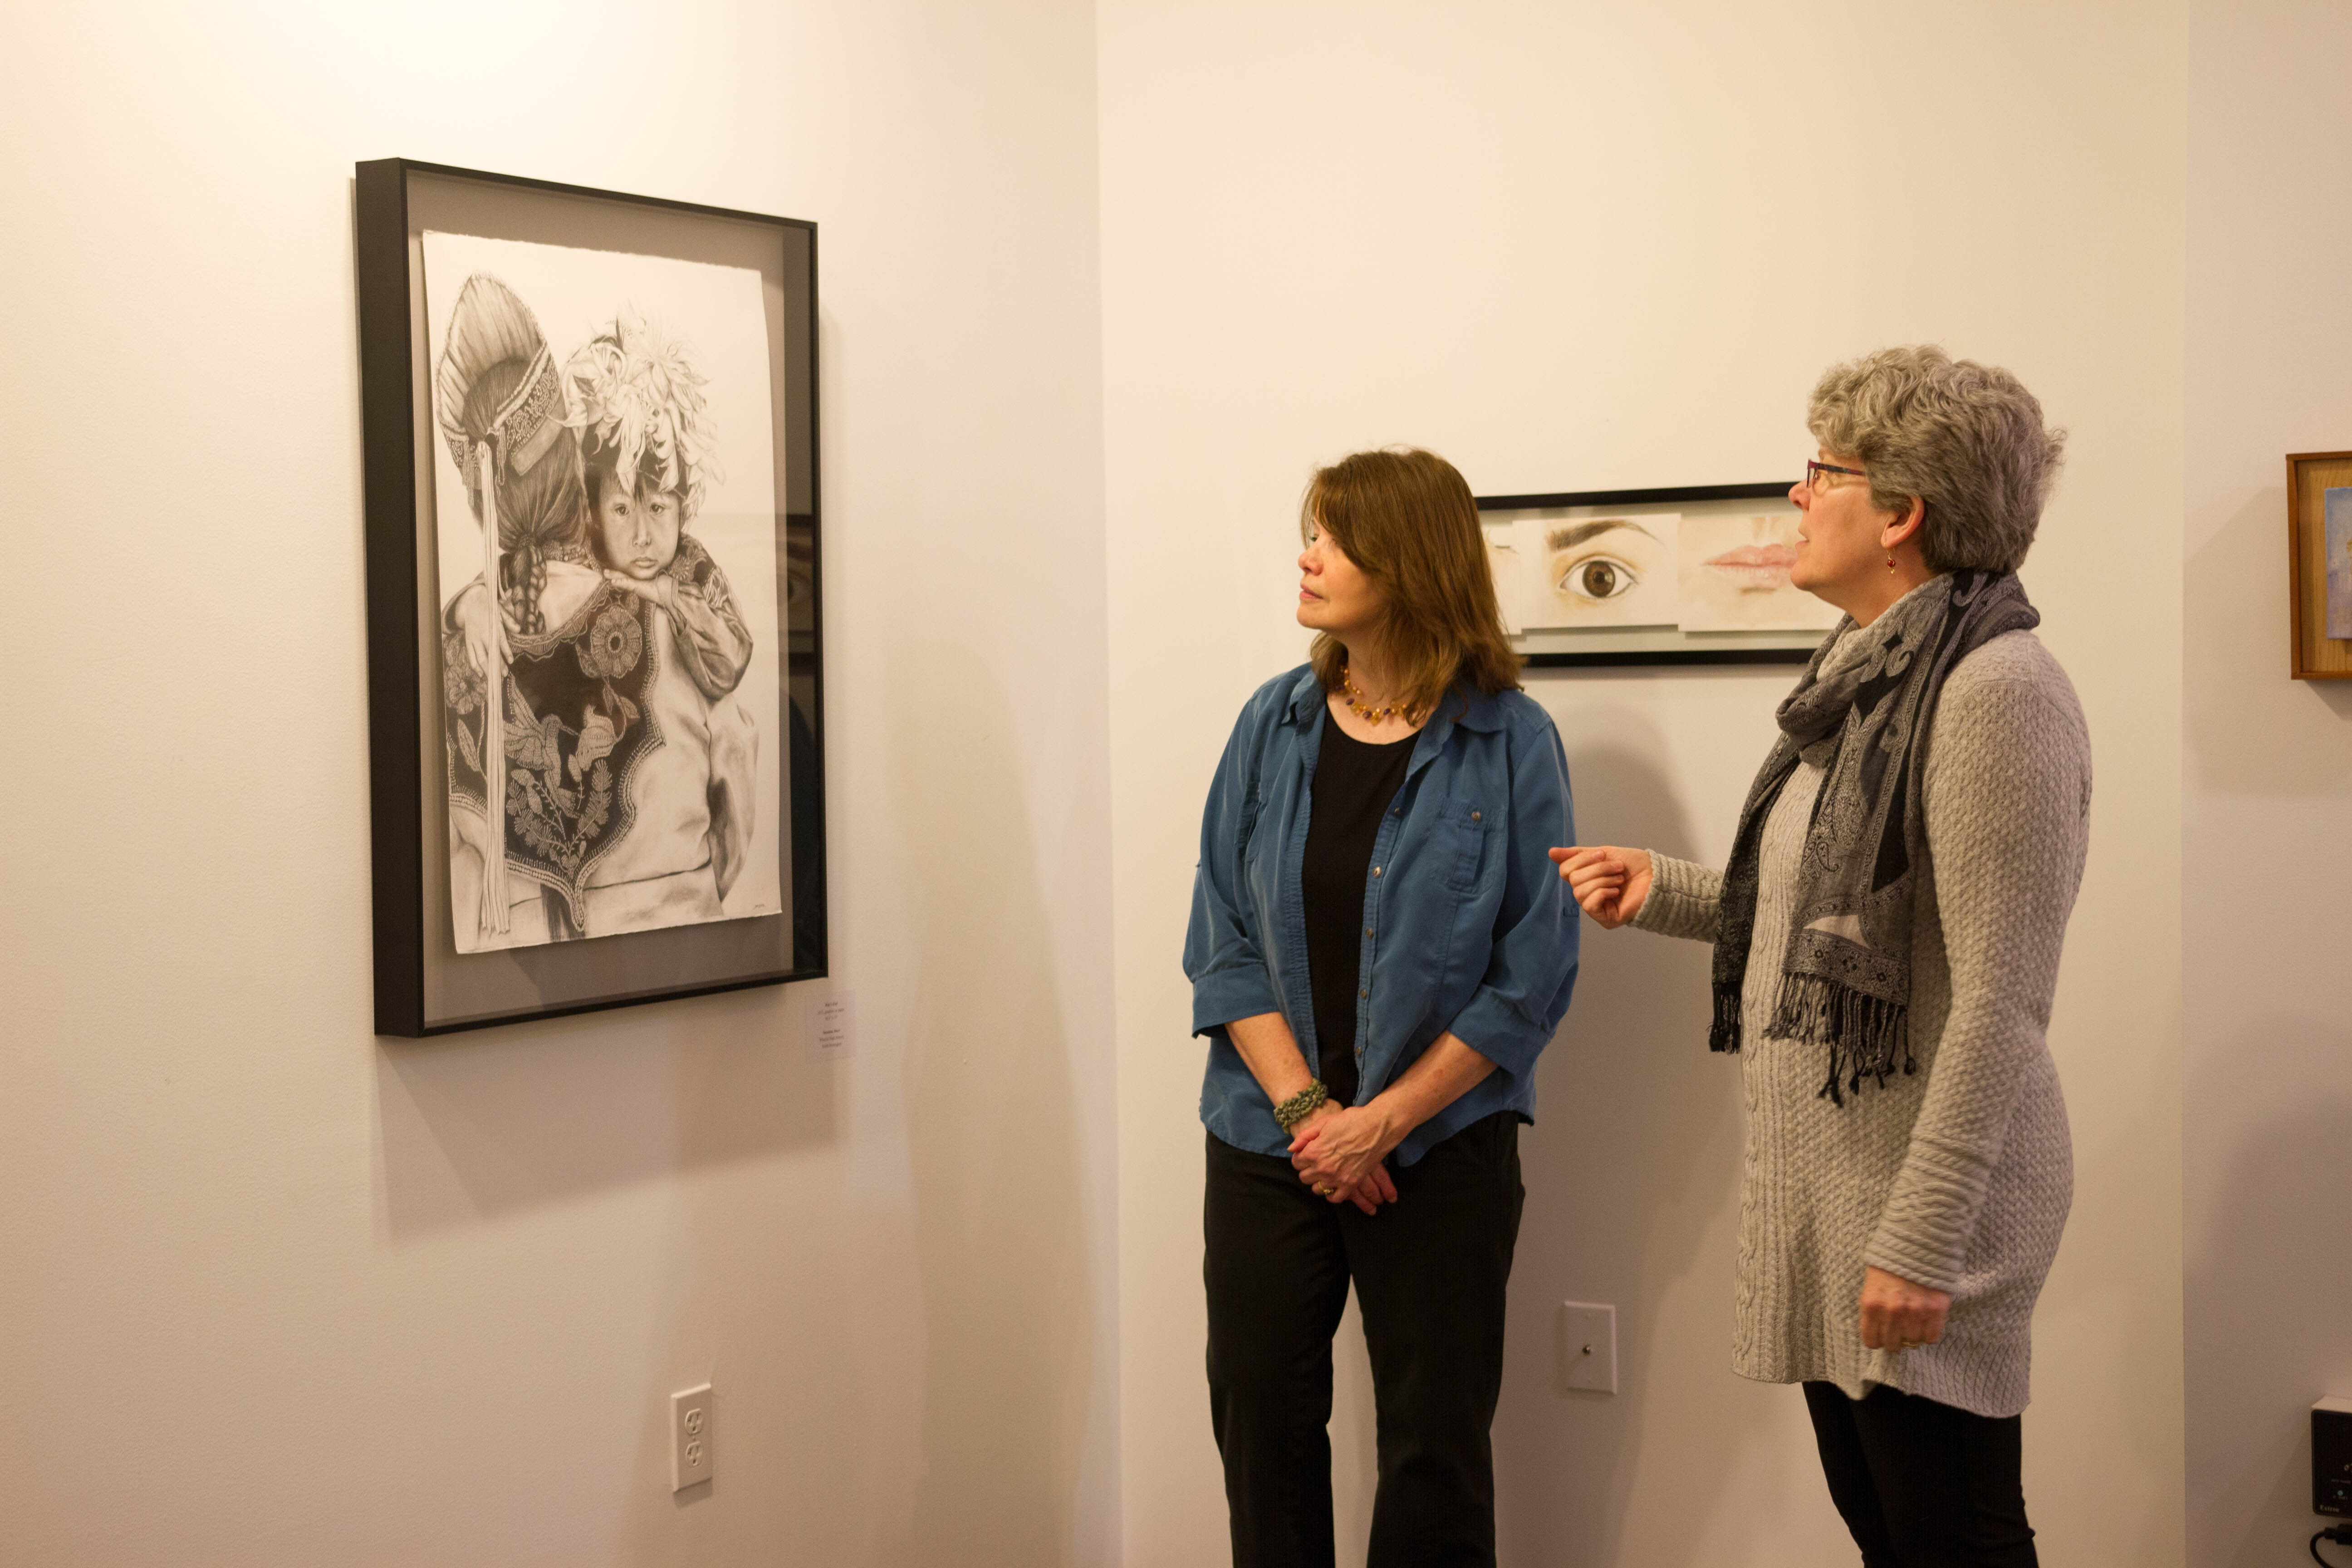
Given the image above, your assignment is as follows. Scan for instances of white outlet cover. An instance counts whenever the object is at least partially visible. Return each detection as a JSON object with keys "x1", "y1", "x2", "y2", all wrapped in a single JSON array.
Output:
[
  {"x1": 1561, "y1": 1302, "x2": 1617, "y2": 1395},
  {"x1": 671, "y1": 1383, "x2": 714, "y2": 1491}
]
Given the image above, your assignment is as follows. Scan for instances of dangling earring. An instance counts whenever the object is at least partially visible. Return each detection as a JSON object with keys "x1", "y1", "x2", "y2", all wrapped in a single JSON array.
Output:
[{"x1": 1886, "y1": 555, "x2": 1897, "y2": 572}]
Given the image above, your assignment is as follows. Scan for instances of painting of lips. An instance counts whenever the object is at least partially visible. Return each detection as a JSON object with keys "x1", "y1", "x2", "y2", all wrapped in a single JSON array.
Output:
[
  {"x1": 1678, "y1": 514, "x2": 1842, "y2": 632},
  {"x1": 1705, "y1": 541, "x2": 1801, "y2": 588}
]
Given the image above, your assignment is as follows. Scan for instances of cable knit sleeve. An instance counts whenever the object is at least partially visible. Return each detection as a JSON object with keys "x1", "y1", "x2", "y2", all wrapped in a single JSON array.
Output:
[
  {"x1": 1863, "y1": 646, "x2": 2092, "y2": 1293},
  {"x1": 1627, "y1": 851, "x2": 1724, "y2": 943}
]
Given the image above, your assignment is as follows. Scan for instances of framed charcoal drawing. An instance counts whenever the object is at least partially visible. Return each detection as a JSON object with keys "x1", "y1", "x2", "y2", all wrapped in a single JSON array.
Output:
[
  {"x1": 1478, "y1": 482, "x2": 1836, "y2": 668},
  {"x1": 356, "y1": 159, "x2": 824, "y2": 1036},
  {"x1": 2286, "y1": 451, "x2": 2352, "y2": 680}
]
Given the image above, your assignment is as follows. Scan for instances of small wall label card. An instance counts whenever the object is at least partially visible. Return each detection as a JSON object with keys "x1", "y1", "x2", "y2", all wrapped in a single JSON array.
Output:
[{"x1": 811, "y1": 990, "x2": 855, "y2": 1061}]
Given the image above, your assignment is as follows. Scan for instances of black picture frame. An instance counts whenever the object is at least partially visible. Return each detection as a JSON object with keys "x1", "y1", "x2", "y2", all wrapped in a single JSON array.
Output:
[
  {"x1": 1475, "y1": 482, "x2": 1824, "y2": 668},
  {"x1": 355, "y1": 159, "x2": 825, "y2": 1036}
]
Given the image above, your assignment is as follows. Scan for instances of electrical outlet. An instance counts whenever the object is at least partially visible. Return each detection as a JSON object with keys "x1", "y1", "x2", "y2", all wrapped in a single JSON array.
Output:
[
  {"x1": 1560, "y1": 1302, "x2": 1617, "y2": 1394},
  {"x1": 672, "y1": 1383, "x2": 714, "y2": 1491}
]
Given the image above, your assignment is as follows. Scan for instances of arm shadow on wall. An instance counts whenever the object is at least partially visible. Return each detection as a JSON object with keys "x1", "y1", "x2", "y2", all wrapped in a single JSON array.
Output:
[
  {"x1": 373, "y1": 973, "x2": 839, "y2": 1237},
  {"x1": 1493, "y1": 707, "x2": 1790, "y2": 1566},
  {"x1": 2183, "y1": 1020, "x2": 2352, "y2": 1568}
]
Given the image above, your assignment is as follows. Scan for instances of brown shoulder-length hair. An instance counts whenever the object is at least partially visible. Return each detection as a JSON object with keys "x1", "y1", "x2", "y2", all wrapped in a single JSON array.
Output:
[{"x1": 1302, "y1": 447, "x2": 1522, "y2": 720}]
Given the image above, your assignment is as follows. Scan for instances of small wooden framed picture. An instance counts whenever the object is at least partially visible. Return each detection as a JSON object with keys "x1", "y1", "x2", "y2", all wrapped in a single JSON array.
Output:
[{"x1": 2287, "y1": 451, "x2": 2352, "y2": 681}]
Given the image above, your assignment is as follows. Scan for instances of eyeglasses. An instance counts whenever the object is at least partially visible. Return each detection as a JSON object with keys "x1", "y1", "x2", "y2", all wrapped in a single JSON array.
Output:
[{"x1": 1804, "y1": 460, "x2": 1867, "y2": 491}]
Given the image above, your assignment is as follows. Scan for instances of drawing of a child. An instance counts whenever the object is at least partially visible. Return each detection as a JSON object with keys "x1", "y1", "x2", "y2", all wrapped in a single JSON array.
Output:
[{"x1": 558, "y1": 314, "x2": 762, "y2": 935}]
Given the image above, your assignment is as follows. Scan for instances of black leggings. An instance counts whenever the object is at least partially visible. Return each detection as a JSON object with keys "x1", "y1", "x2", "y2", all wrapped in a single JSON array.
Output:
[
  {"x1": 1204, "y1": 1114, "x2": 1524, "y2": 1568},
  {"x1": 1803, "y1": 1381, "x2": 2038, "y2": 1567}
]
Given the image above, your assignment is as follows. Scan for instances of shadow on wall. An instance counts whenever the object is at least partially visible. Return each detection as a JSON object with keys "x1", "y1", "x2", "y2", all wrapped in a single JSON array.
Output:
[
  {"x1": 2184, "y1": 1023, "x2": 2352, "y2": 1568},
  {"x1": 373, "y1": 982, "x2": 836, "y2": 1235},
  {"x1": 878, "y1": 641, "x2": 1095, "y2": 1568},
  {"x1": 1326, "y1": 729, "x2": 1742, "y2": 1565},
  {"x1": 1495, "y1": 698, "x2": 1819, "y2": 1566}
]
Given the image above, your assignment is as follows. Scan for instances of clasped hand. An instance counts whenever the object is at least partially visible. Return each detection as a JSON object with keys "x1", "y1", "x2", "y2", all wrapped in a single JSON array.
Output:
[{"x1": 1288, "y1": 1103, "x2": 1401, "y2": 1215}]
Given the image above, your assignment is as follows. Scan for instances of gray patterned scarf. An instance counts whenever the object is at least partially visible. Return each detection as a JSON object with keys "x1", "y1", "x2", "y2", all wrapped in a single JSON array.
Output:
[{"x1": 1710, "y1": 570, "x2": 2039, "y2": 1104}]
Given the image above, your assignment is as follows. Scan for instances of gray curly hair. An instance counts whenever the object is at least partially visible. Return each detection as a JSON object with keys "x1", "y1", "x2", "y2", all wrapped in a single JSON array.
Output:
[{"x1": 1807, "y1": 346, "x2": 2066, "y2": 575}]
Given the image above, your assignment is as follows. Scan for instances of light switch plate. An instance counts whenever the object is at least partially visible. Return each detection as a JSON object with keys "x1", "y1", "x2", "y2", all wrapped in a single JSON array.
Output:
[
  {"x1": 1560, "y1": 1302, "x2": 1617, "y2": 1394},
  {"x1": 672, "y1": 1383, "x2": 714, "y2": 1490}
]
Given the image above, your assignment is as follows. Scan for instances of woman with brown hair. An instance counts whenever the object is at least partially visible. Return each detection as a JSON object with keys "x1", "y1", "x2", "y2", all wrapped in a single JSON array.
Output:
[{"x1": 1184, "y1": 446, "x2": 1580, "y2": 1567}]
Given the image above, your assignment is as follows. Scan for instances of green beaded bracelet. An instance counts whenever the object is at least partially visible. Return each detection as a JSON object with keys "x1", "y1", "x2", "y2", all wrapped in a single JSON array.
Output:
[{"x1": 1272, "y1": 1080, "x2": 1329, "y2": 1131}]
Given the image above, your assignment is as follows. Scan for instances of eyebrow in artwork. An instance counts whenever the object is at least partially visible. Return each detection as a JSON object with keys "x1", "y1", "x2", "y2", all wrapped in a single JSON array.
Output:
[{"x1": 1547, "y1": 519, "x2": 1659, "y2": 552}]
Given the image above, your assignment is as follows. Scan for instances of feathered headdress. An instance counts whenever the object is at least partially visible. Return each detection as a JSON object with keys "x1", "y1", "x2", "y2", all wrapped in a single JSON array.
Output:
[
  {"x1": 560, "y1": 309, "x2": 723, "y2": 520},
  {"x1": 434, "y1": 272, "x2": 588, "y2": 641},
  {"x1": 435, "y1": 274, "x2": 569, "y2": 492}
]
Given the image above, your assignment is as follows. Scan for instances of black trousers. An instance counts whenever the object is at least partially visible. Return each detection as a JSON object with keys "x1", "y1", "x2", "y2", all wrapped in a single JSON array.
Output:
[
  {"x1": 1803, "y1": 1381, "x2": 2038, "y2": 1568},
  {"x1": 1204, "y1": 1113, "x2": 1524, "y2": 1568}
]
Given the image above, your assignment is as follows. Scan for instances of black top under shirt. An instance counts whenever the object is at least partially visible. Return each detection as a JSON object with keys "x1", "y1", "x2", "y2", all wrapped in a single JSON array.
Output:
[{"x1": 1301, "y1": 707, "x2": 1417, "y2": 1108}]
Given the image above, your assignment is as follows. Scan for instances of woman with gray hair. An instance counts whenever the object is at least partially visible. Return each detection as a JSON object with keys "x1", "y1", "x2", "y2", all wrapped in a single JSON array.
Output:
[{"x1": 1554, "y1": 347, "x2": 2089, "y2": 1566}]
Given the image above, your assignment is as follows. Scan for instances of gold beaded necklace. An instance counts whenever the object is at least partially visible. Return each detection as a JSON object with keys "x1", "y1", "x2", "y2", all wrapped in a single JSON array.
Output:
[{"x1": 1342, "y1": 670, "x2": 1406, "y2": 726}]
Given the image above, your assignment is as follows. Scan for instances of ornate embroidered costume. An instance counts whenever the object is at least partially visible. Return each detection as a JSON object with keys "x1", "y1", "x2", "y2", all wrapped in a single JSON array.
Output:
[{"x1": 441, "y1": 580, "x2": 664, "y2": 940}]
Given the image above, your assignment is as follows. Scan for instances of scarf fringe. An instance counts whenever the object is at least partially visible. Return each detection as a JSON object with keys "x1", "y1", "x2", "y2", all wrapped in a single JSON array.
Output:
[
  {"x1": 1767, "y1": 973, "x2": 1914, "y2": 1107},
  {"x1": 1709, "y1": 982, "x2": 1744, "y2": 1055}
]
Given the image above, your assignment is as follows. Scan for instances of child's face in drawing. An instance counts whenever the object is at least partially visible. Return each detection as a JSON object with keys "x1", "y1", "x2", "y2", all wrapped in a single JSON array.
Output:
[{"x1": 595, "y1": 478, "x2": 683, "y2": 581}]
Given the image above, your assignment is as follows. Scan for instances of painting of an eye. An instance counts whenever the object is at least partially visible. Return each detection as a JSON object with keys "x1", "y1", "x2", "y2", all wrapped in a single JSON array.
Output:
[{"x1": 1558, "y1": 556, "x2": 1640, "y2": 601}]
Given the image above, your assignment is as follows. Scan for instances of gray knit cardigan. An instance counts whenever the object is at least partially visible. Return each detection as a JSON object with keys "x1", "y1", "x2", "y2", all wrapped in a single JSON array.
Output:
[{"x1": 1631, "y1": 627, "x2": 2092, "y2": 1418}]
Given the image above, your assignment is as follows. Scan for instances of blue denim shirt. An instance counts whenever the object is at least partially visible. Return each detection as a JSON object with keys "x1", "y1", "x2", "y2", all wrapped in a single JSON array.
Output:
[{"x1": 1184, "y1": 665, "x2": 1580, "y2": 1166}]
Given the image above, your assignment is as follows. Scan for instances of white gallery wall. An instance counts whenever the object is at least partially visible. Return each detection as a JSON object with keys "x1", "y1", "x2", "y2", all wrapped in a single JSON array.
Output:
[
  {"x1": 2184, "y1": 3, "x2": 2352, "y2": 1563},
  {"x1": 0, "y1": 3, "x2": 1117, "y2": 1565},
  {"x1": 1098, "y1": 3, "x2": 2187, "y2": 1564},
  {"x1": 9, "y1": 2, "x2": 2318, "y2": 1565}
]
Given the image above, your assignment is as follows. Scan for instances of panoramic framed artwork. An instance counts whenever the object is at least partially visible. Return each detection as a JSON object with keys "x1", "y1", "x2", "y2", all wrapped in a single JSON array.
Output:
[
  {"x1": 355, "y1": 159, "x2": 825, "y2": 1035},
  {"x1": 2285, "y1": 451, "x2": 2352, "y2": 680},
  {"x1": 1478, "y1": 482, "x2": 1838, "y2": 666}
]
